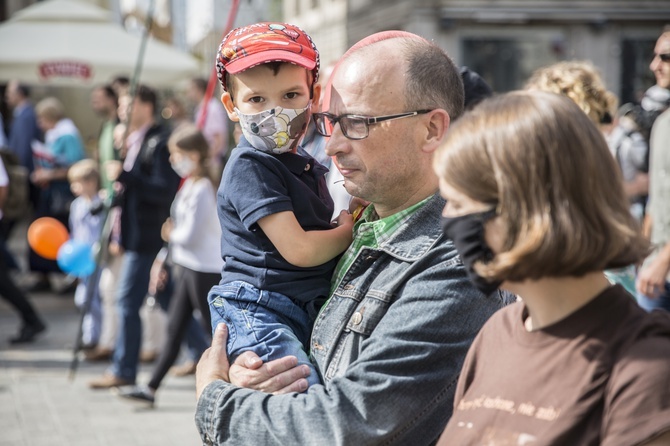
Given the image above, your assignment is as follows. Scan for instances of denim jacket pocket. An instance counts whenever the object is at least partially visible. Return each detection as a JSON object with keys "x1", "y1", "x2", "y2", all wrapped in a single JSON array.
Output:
[{"x1": 345, "y1": 291, "x2": 392, "y2": 336}]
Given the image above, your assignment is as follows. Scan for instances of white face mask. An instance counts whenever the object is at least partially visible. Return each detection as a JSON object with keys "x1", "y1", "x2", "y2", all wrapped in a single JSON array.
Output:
[
  {"x1": 235, "y1": 104, "x2": 310, "y2": 154},
  {"x1": 171, "y1": 157, "x2": 197, "y2": 178}
]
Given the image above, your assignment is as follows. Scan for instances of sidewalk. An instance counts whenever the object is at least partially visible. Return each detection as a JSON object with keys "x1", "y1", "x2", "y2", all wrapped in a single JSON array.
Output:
[
  {"x1": 0, "y1": 222, "x2": 202, "y2": 446},
  {"x1": 0, "y1": 293, "x2": 202, "y2": 446}
]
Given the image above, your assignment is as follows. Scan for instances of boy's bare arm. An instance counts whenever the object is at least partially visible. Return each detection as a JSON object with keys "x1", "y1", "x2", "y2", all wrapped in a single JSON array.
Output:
[{"x1": 257, "y1": 210, "x2": 353, "y2": 268}]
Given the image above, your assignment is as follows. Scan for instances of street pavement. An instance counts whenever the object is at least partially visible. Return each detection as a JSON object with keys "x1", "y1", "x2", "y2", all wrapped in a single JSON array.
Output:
[{"x1": 0, "y1": 222, "x2": 203, "y2": 446}]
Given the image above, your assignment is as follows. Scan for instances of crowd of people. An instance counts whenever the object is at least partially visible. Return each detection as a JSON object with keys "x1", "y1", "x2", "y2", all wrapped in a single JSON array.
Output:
[{"x1": 1, "y1": 20, "x2": 669, "y2": 446}]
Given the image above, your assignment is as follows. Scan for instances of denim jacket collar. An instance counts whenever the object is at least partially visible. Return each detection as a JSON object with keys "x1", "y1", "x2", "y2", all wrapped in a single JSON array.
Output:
[{"x1": 375, "y1": 192, "x2": 446, "y2": 262}]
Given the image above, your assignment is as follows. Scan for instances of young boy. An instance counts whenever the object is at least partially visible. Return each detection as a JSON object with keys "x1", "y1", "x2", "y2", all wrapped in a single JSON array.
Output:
[
  {"x1": 208, "y1": 22, "x2": 353, "y2": 387},
  {"x1": 68, "y1": 159, "x2": 104, "y2": 348}
]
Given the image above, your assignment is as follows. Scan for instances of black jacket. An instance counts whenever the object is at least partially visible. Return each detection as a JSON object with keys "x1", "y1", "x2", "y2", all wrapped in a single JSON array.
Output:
[{"x1": 117, "y1": 123, "x2": 180, "y2": 254}]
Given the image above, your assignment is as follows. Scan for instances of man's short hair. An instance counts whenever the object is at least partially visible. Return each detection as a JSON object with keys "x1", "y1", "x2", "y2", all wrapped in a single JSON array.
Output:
[
  {"x1": 191, "y1": 77, "x2": 208, "y2": 94},
  {"x1": 96, "y1": 85, "x2": 118, "y2": 105},
  {"x1": 134, "y1": 85, "x2": 157, "y2": 112},
  {"x1": 400, "y1": 38, "x2": 464, "y2": 121},
  {"x1": 434, "y1": 91, "x2": 649, "y2": 281},
  {"x1": 15, "y1": 83, "x2": 30, "y2": 98},
  {"x1": 336, "y1": 33, "x2": 464, "y2": 121}
]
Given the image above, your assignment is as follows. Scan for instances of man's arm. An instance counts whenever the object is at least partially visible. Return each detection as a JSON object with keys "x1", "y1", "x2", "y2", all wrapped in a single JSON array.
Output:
[
  {"x1": 257, "y1": 210, "x2": 353, "y2": 267},
  {"x1": 195, "y1": 257, "x2": 503, "y2": 445},
  {"x1": 636, "y1": 241, "x2": 670, "y2": 298}
]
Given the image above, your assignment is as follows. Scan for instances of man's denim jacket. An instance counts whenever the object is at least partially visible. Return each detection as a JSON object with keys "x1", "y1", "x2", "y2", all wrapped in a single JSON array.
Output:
[{"x1": 195, "y1": 193, "x2": 510, "y2": 445}]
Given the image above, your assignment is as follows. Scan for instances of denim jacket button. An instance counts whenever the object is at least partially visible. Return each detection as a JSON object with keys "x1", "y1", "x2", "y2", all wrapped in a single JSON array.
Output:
[{"x1": 351, "y1": 312, "x2": 363, "y2": 325}]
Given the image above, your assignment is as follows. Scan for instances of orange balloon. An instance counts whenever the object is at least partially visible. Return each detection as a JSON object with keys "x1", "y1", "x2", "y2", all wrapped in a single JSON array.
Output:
[{"x1": 27, "y1": 217, "x2": 69, "y2": 260}]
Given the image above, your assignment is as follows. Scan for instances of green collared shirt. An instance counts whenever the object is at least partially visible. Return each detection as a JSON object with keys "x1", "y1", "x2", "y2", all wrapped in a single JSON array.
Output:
[{"x1": 330, "y1": 196, "x2": 432, "y2": 295}]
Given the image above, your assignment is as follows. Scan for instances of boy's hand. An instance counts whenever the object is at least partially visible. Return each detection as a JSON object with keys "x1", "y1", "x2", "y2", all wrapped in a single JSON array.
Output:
[
  {"x1": 349, "y1": 197, "x2": 370, "y2": 215},
  {"x1": 334, "y1": 209, "x2": 354, "y2": 231}
]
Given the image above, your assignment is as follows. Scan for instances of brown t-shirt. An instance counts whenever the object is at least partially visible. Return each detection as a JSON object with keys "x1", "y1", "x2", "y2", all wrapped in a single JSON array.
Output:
[{"x1": 439, "y1": 285, "x2": 670, "y2": 446}]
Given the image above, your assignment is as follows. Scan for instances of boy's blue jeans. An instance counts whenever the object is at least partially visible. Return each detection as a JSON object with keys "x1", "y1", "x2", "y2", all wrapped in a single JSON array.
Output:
[{"x1": 208, "y1": 280, "x2": 321, "y2": 387}]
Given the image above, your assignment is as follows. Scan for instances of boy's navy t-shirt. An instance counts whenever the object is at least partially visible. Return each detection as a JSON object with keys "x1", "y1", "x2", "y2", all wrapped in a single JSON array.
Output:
[{"x1": 217, "y1": 137, "x2": 336, "y2": 305}]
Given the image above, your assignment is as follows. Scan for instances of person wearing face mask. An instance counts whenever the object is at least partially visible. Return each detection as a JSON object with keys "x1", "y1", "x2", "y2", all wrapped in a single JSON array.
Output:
[
  {"x1": 435, "y1": 91, "x2": 670, "y2": 446},
  {"x1": 117, "y1": 124, "x2": 222, "y2": 405},
  {"x1": 206, "y1": 22, "x2": 354, "y2": 388}
]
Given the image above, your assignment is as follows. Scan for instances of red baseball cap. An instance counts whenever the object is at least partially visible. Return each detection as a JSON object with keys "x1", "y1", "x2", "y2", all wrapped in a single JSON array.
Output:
[{"x1": 216, "y1": 22, "x2": 320, "y2": 92}]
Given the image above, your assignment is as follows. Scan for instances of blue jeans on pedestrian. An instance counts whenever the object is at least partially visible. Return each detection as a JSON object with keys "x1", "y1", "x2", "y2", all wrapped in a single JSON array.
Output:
[
  {"x1": 636, "y1": 282, "x2": 670, "y2": 312},
  {"x1": 74, "y1": 269, "x2": 102, "y2": 346},
  {"x1": 208, "y1": 280, "x2": 320, "y2": 387},
  {"x1": 111, "y1": 250, "x2": 156, "y2": 382}
]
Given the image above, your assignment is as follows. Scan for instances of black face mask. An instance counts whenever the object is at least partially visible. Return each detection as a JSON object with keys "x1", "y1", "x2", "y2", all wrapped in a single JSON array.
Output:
[{"x1": 440, "y1": 208, "x2": 502, "y2": 296}]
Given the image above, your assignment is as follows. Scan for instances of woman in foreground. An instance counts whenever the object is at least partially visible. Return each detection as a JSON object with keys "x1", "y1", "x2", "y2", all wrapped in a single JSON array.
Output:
[{"x1": 435, "y1": 91, "x2": 670, "y2": 445}]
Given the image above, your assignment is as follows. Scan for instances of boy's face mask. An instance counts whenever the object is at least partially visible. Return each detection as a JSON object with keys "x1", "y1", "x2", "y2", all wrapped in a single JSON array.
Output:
[{"x1": 235, "y1": 104, "x2": 310, "y2": 154}]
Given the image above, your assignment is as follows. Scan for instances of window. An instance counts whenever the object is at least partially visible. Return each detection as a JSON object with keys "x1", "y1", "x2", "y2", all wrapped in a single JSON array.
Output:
[{"x1": 461, "y1": 34, "x2": 565, "y2": 93}]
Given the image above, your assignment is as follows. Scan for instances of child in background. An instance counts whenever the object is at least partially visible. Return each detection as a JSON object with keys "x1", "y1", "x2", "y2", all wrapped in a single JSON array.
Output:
[
  {"x1": 119, "y1": 124, "x2": 223, "y2": 405},
  {"x1": 68, "y1": 159, "x2": 104, "y2": 348},
  {"x1": 208, "y1": 22, "x2": 353, "y2": 387}
]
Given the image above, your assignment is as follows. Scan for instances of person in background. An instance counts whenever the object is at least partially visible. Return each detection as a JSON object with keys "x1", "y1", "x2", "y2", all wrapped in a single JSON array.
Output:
[
  {"x1": 194, "y1": 30, "x2": 510, "y2": 445},
  {"x1": 186, "y1": 77, "x2": 229, "y2": 179},
  {"x1": 88, "y1": 85, "x2": 180, "y2": 389},
  {"x1": 460, "y1": 66, "x2": 494, "y2": 110},
  {"x1": 4, "y1": 81, "x2": 40, "y2": 192},
  {"x1": 4, "y1": 81, "x2": 41, "y2": 231},
  {"x1": 435, "y1": 91, "x2": 670, "y2": 446},
  {"x1": 524, "y1": 60, "x2": 638, "y2": 295},
  {"x1": 636, "y1": 26, "x2": 670, "y2": 313},
  {"x1": 118, "y1": 124, "x2": 222, "y2": 405},
  {"x1": 606, "y1": 103, "x2": 650, "y2": 221},
  {"x1": 90, "y1": 85, "x2": 119, "y2": 200},
  {"x1": 67, "y1": 159, "x2": 104, "y2": 349},
  {"x1": 30, "y1": 97, "x2": 85, "y2": 292},
  {"x1": 0, "y1": 155, "x2": 46, "y2": 344}
]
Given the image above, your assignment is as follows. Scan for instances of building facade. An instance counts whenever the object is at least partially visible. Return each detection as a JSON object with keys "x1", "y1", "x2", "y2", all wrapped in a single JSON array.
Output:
[
  {"x1": 282, "y1": 0, "x2": 348, "y2": 71},
  {"x1": 287, "y1": 0, "x2": 670, "y2": 103}
]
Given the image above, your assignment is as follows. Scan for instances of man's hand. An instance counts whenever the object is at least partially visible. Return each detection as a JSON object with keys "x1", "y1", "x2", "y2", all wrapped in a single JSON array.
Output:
[
  {"x1": 196, "y1": 324, "x2": 231, "y2": 400},
  {"x1": 230, "y1": 351, "x2": 311, "y2": 394},
  {"x1": 195, "y1": 323, "x2": 312, "y2": 400},
  {"x1": 636, "y1": 254, "x2": 670, "y2": 298},
  {"x1": 105, "y1": 160, "x2": 122, "y2": 182}
]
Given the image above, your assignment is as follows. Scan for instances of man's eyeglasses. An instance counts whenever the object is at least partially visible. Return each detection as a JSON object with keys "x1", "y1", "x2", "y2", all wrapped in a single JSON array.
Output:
[
  {"x1": 313, "y1": 110, "x2": 432, "y2": 140},
  {"x1": 654, "y1": 52, "x2": 670, "y2": 63}
]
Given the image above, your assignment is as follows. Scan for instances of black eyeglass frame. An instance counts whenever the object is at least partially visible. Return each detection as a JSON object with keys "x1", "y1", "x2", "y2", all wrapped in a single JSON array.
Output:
[{"x1": 313, "y1": 109, "x2": 433, "y2": 140}]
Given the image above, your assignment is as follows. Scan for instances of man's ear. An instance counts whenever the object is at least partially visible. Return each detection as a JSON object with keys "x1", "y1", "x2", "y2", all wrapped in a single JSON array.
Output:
[
  {"x1": 422, "y1": 109, "x2": 450, "y2": 154},
  {"x1": 221, "y1": 92, "x2": 239, "y2": 122}
]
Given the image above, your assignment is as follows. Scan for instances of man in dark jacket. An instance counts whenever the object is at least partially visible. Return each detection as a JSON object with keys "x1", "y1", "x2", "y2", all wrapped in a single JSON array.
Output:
[{"x1": 89, "y1": 85, "x2": 180, "y2": 388}]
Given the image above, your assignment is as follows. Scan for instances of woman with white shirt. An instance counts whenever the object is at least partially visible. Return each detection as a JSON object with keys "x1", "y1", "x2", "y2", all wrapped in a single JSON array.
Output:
[{"x1": 119, "y1": 124, "x2": 223, "y2": 405}]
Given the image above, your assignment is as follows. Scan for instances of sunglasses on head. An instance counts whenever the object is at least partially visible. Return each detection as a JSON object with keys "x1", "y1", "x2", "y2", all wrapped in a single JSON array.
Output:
[{"x1": 655, "y1": 52, "x2": 670, "y2": 62}]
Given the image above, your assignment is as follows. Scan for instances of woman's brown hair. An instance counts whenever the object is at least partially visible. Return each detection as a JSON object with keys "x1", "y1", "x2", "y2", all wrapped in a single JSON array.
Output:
[{"x1": 434, "y1": 91, "x2": 649, "y2": 281}]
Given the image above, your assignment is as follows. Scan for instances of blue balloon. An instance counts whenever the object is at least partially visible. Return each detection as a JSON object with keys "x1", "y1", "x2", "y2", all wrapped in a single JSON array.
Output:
[{"x1": 57, "y1": 240, "x2": 96, "y2": 278}]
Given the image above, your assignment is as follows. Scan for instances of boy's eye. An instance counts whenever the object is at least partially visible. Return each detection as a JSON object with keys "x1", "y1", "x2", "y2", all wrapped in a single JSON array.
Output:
[
  {"x1": 248, "y1": 96, "x2": 264, "y2": 103},
  {"x1": 285, "y1": 92, "x2": 299, "y2": 100}
]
